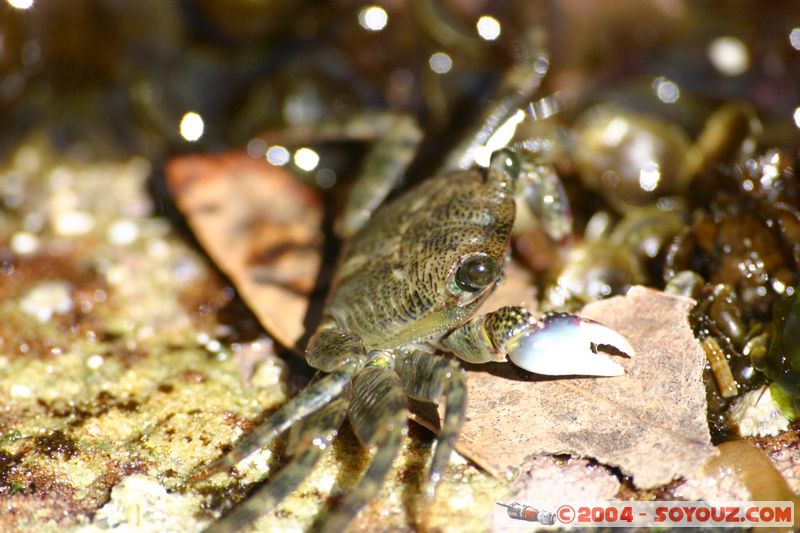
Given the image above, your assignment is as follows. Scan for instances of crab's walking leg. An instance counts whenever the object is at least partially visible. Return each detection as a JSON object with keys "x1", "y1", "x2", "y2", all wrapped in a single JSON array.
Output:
[
  {"x1": 396, "y1": 351, "x2": 466, "y2": 499},
  {"x1": 441, "y1": 29, "x2": 550, "y2": 172},
  {"x1": 514, "y1": 146, "x2": 573, "y2": 242},
  {"x1": 259, "y1": 112, "x2": 422, "y2": 238},
  {"x1": 412, "y1": 0, "x2": 486, "y2": 59},
  {"x1": 204, "y1": 398, "x2": 349, "y2": 533},
  {"x1": 339, "y1": 114, "x2": 422, "y2": 237},
  {"x1": 315, "y1": 365, "x2": 407, "y2": 533},
  {"x1": 443, "y1": 307, "x2": 635, "y2": 376},
  {"x1": 192, "y1": 359, "x2": 361, "y2": 482}
]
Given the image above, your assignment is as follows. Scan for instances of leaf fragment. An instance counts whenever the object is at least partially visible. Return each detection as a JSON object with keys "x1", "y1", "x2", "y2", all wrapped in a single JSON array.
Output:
[
  {"x1": 166, "y1": 153, "x2": 324, "y2": 349},
  {"x1": 452, "y1": 286, "x2": 715, "y2": 489}
]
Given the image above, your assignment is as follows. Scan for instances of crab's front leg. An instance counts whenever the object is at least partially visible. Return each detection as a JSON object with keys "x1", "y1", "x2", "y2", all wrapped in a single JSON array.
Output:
[
  {"x1": 443, "y1": 306, "x2": 635, "y2": 376},
  {"x1": 259, "y1": 112, "x2": 422, "y2": 238}
]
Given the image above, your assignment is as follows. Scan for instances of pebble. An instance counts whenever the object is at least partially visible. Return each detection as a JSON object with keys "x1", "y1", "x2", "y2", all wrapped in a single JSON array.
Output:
[
  {"x1": 10, "y1": 384, "x2": 32, "y2": 398},
  {"x1": 728, "y1": 387, "x2": 790, "y2": 437},
  {"x1": 54, "y1": 210, "x2": 95, "y2": 236},
  {"x1": 107, "y1": 219, "x2": 139, "y2": 246},
  {"x1": 20, "y1": 281, "x2": 74, "y2": 322},
  {"x1": 238, "y1": 448, "x2": 274, "y2": 484},
  {"x1": 89, "y1": 474, "x2": 205, "y2": 532},
  {"x1": 251, "y1": 359, "x2": 286, "y2": 389},
  {"x1": 87, "y1": 354, "x2": 105, "y2": 370},
  {"x1": 10, "y1": 231, "x2": 40, "y2": 255},
  {"x1": 205, "y1": 339, "x2": 222, "y2": 353}
]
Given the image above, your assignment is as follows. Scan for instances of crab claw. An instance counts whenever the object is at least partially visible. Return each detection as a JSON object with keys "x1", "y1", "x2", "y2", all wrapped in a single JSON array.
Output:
[{"x1": 507, "y1": 312, "x2": 634, "y2": 376}]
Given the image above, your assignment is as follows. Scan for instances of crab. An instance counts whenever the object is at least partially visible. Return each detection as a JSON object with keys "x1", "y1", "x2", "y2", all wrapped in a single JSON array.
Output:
[{"x1": 192, "y1": 55, "x2": 635, "y2": 533}]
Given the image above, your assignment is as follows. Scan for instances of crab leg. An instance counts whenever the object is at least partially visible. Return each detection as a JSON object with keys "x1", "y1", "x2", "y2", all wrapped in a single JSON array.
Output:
[
  {"x1": 315, "y1": 365, "x2": 407, "y2": 533},
  {"x1": 396, "y1": 351, "x2": 467, "y2": 500},
  {"x1": 259, "y1": 112, "x2": 422, "y2": 238},
  {"x1": 441, "y1": 29, "x2": 550, "y2": 172},
  {"x1": 443, "y1": 306, "x2": 634, "y2": 377},
  {"x1": 204, "y1": 398, "x2": 349, "y2": 533},
  {"x1": 514, "y1": 145, "x2": 573, "y2": 242},
  {"x1": 335, "y1": 114, "x2": 422, "y2": 237},
  {"x1": 192, "y1": 359, "x2": 361, "y2": 481}
]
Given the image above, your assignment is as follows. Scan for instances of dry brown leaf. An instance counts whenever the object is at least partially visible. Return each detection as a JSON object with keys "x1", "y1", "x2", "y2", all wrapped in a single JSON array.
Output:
[
  {"x1": 166, "y1": 153, "x2": 323, "y2": 349},
  {"x1": 450, "y1": 286, "x2": 715, "y2": 489}
]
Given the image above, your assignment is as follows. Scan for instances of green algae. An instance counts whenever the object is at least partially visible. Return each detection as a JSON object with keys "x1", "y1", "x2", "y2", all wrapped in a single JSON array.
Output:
[{"x1": 0, "y1": 137, "x2": 507, "y2": 532}]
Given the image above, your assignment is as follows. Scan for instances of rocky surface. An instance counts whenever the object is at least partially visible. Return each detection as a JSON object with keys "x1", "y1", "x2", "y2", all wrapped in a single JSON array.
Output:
[{"x1": 0, "y1": 137, "x2": 507, "y2": 532}]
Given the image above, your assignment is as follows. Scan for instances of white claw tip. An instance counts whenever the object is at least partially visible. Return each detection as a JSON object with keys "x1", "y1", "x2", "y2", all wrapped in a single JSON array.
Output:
[
  {"x1": 581, "y1": 320, "x2": 636, "y2": 358},
  {"x1": 507, "y1": 313, "x2": 633, "y2": 377}
]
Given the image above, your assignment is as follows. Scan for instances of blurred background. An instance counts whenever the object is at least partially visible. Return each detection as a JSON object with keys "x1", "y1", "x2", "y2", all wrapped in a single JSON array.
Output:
[{"x1": 0, "y1": 0, "x2": 797, "y2": 160}]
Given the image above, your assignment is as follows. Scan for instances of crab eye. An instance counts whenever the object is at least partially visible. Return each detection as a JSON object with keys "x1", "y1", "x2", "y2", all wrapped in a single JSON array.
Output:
[
  {"x1": 455, "y1": 253, "x2": 498, "y2": 292},
  {"x1": 490, "y1": 148, "x2": 520, "y2": 182}
]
